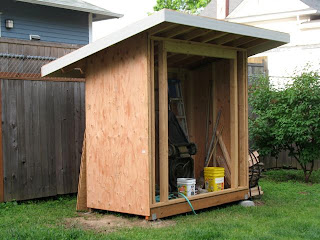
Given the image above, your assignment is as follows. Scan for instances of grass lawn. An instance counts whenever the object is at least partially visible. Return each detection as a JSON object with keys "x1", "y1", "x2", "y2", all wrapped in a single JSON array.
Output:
[{"x1": 1, "y1": 169, "x2": 319, "y2": 240}]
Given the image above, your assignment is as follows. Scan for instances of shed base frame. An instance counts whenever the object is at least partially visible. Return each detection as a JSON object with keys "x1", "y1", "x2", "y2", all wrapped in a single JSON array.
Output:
[{"x1": 146, "y1": 188, "x2": 248, "y2": 220}]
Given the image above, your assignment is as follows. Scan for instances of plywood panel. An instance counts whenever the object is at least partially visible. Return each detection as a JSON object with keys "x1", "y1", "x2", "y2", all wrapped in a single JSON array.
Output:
[
  {"x1": 86, "y1": 33, "x2": 150, "y2": 216},
  {"x1": 184, "y1": 64, "x2": 213, "y2": 179},
  {"x1": 213, "y1": 60, "x2": 232, "y2": 187}
]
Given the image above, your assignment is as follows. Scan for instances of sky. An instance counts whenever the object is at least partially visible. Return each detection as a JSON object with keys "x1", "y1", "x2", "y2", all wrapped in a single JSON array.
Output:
[{"x1": 84, "y1": 0, "x2": 157, "y2": 41}]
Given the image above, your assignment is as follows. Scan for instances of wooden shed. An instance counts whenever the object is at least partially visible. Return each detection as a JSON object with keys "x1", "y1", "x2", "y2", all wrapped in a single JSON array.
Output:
[{"x1": 42, "y1": 10, "x2": 289, "y2": 219}]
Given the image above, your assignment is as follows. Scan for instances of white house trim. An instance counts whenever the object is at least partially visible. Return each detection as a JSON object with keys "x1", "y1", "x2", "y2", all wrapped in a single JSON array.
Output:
[{"x1": 88, "y1": 13, "x2": 93, "y2": 43}]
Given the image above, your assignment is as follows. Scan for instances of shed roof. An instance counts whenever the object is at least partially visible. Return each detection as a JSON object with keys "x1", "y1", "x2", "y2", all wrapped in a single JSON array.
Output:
[
  {"x1": 42, "y1": 9, "x2": 290, "y2": 78},
  {"x1": 16, "y1": 0, "x2": 123, "y2": 21}
]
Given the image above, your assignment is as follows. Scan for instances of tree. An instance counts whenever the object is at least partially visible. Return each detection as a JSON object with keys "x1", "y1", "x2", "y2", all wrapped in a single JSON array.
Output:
[
  {"x1": 153, "y1": 0, "x2": 211, "y2": 14},
  {"x1": 249, "y1": 70, "x2": 320, "y2": 182}
]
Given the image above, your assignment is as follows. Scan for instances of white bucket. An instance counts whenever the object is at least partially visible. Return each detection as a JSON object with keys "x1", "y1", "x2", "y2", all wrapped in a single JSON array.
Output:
[{"x1": 177, "y1": 178, "x2": 196, "y2": 197}]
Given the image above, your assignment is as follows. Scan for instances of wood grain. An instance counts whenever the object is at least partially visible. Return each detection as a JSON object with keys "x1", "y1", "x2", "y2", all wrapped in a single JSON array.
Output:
[
  {"x1": 158, "y1": 41, "x2": 169, "y2": 203},
  {"x1": 149, "y1": 189, "x2": 247, "y2": 219},
  {"x1": 238, "y1": 51, "x2": 249, "y2": 187},
  {"x1": 230, "y1": 58, "x2": 239, "y2": 188},
  {"x1": 77, "y1": 134, "x2": 88, "y2": 211},
  {"x1": 85, "y1": 33, "x2": 150, "y2": 216},
  {"x1": 1, "y1": 80, "x2": 85, "y2": 201}
]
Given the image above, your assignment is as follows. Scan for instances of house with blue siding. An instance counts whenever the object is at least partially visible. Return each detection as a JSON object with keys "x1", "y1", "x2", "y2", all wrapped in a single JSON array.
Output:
[
  {"x1": 0, "y1": 0, "x2": 122, "y2": 203},
  {"x1": 0, "y1": 0, "x2": 122, "y2": 44}
]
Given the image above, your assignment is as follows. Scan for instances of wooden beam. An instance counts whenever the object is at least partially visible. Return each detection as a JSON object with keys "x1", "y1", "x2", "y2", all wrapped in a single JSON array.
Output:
[
  {"x1": 0, "y1": 73, "x2": 85, "y2": 82},
  {"x1": 227, "y1": 37, "x2": 257, "y2": 47},
  {"x1": 197, "y1": 32, "x2": 229, "y2": 43},
  {"x1": 160, "y1": 25, "x2": 195, "y2": 38},
  {"x1": 230, "y1": 58, "x2": 239, "y2": 188},
  {"x1": 0, "y1": 81, "x2": 3, "y2": 203},
  {"x1": 148, "y1": 188, "x2": 247, "y2": 219},
  {"x1": 211, "y1": 34, "x2": 243, "y2": 45},
  {"x1": 150, "y1": 40, "x2": 156, "y2": 204},
  {"x1": 164, "y1": 40, "x2": 237, "y2": 59},
  {"x1": 76, "y1": 133, "x2": 88, "y2": 211},
  {"x1": 178, "y1": 28, "x2": 211, "y2": 41},
  {"x1": 151, "y1": 36, "x2": 243, "y2": 51},
  {"x1": 158, "y1": 41, "x2": 168, "y2": 202},
  {"x1": 149, "y1": 22, "x2": 176, "y2": 35},
  {"x1": 217, "y1": 131, "x2": 231, "y2": 171},
  {"x1": 237, "y1": 51, "x2": 248, "y2": 187}
]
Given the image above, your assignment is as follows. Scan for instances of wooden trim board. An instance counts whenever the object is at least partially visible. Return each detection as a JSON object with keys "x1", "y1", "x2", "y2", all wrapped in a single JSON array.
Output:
[
  {"x1": 158, "y1": 41, "x2": 169, "y2": 203},
  {"x1": 0, "y1": 73, "x2": 85, "y2": 82},
  {"x1": 147, "y1": 189, "x2": 248, "y2": 220},
  {"x1": 229, "y1": 58, "x2": 239, "y2": 188},
  {"x1": 164, "y1": 40, "x2": 237, "y2": 59}
]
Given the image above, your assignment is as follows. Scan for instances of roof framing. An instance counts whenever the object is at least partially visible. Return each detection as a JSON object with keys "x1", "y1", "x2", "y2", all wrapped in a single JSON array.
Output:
[{"x1": 42, "y1": 9, "x2": 290, "y2": 78}]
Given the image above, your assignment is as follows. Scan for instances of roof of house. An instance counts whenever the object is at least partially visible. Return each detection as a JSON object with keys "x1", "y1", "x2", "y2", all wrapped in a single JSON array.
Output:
[
  {"x1": 201, "y1": 0, "x2": 244, "y2": 18},
  {"x1": 201, "y1": 0, "x2": 320, "y2": 20},
  {"x1": 227, "y1": 0, "x2": 318, "y2": 20},
  {"x1": 301, "y1": 0, "x2": 320, "y2": 11},
  {"x1": 16, "y1": 0, "x2": 123, "y2": 21},
  {"x1": 41, "y1": 9, "x2": 290, "y2": 78}
]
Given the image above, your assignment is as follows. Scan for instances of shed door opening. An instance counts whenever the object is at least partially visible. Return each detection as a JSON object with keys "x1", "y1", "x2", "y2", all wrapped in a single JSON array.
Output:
[{"x1": 152, "y1": 40, "x2": 238, "y2": 203}]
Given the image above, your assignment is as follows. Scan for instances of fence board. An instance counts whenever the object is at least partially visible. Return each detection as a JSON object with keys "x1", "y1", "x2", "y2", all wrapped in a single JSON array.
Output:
[{"x1": 1, "y1": 79, "x2": 85, "y2": 201}]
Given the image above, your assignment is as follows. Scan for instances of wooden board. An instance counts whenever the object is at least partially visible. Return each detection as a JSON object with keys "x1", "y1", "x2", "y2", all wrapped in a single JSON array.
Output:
[
  {"x1": 77, "y1": 134, "x2": 88, "y2": 211},
  {"x1": 213, "y1": 59, "x2": 232, "y2": 183},
  {"x1": 1, "y1": 80, "x2": 85, "y2": 201},
  {"x1": 182, "y1": 64, "x2": 213, "y2": 179},
  {"x1": 238, "y1": 51, "x2": 249, "y2": 187},
  {"x1": 85, "y1": 33, "x2": 150, "y2": 216},
  {"x1": 230, "y1": 58, "x2": 239, "y2": 188},
  {"x1": 158, "y1": 41, "x2": 169, "y2": 203},
  {"x1": 148, "y1": 188, "x2": 247, "y2": 219}
]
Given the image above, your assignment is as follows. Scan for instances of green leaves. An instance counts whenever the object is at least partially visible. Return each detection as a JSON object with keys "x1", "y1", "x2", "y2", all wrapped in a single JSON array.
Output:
[
  {"x1": 153, "y1": 0, "x2": 211, "y2": 14},
  {"x1": 249, "y1": 71, "x2": 320, "y2": 181}
]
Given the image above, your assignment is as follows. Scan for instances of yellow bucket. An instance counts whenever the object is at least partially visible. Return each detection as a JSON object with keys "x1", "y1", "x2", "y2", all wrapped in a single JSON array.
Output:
[{"x1": 204, "y1": 167, "x2": 225, "y2": 192}]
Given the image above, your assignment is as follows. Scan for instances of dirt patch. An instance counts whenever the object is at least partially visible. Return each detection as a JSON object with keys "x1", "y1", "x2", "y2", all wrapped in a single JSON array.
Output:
[
  {"x1": 65, "y1": 212, "x2": 175, "y2": 233},
  {"x1": 254, "y1": 200, "x2": 265, "y2": 206},
  {"x1": 299, "y1": 191, "x2": 309, "y2": 195}
]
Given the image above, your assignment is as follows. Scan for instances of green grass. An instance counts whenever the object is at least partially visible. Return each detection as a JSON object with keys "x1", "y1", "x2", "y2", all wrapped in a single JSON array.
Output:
[{"x1": 0, "y1": 170, "x2": 319, "y2": 240}]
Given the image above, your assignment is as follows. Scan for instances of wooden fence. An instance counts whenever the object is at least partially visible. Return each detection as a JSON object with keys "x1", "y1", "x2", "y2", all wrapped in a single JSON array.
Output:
[
  {"x1": 0, "y1": 38, "x2": 85, "y2": 202},
  {"x1": 1, "y1": 80, "x2": 85, "y2": 201}
]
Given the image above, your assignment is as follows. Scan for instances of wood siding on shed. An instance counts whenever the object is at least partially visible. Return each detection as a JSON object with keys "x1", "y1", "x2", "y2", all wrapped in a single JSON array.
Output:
[
  {"x1": 85, "y1": 33, "x2": 150, "y2": 216},
  {"x1": 0, "y1": 0, "x2": 89, "y2": 45},
  {"x1": 1, "y1": 79, "x2": 85, "y2": 201}
]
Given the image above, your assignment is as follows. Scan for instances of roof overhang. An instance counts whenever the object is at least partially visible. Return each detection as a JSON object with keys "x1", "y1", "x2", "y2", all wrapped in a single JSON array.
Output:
[
  {"x1": 42, "y1": 9, "x2": 290, "y2": 78},
  {"x1": 16, "y1": 0, "x2": 123, "y2": 21}
]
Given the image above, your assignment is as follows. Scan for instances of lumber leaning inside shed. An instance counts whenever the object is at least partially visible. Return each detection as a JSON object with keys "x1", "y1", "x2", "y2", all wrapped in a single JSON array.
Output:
[{"x1": 42, "y1": 9, "x2": 289, "y2": 219}]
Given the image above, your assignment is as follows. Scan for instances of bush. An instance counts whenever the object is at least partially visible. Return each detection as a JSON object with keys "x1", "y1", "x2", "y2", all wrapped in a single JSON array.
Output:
[{"x1": 249, "y1": 70, "x2": 320, "y2": 182}]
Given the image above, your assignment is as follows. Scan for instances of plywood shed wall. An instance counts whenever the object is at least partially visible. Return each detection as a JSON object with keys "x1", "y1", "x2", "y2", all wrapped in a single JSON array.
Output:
[{"x1": 85, "y1": 33, "x2": 150, "y2": 216}]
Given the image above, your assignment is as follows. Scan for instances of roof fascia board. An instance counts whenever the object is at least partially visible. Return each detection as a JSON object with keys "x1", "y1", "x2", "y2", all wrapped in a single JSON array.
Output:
[
  {"x1": 16, "y1": 0, "x2": 123, "y2": 18},
  {"x1": 227, "y1": 9, "x2": 318, "y2": 23},
  {"x1": 163, "y1": 10, "x2": 289, "y2": 43},
  {"x1": 42, "y1": 10, "x2": 290, "y2": 77}
]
